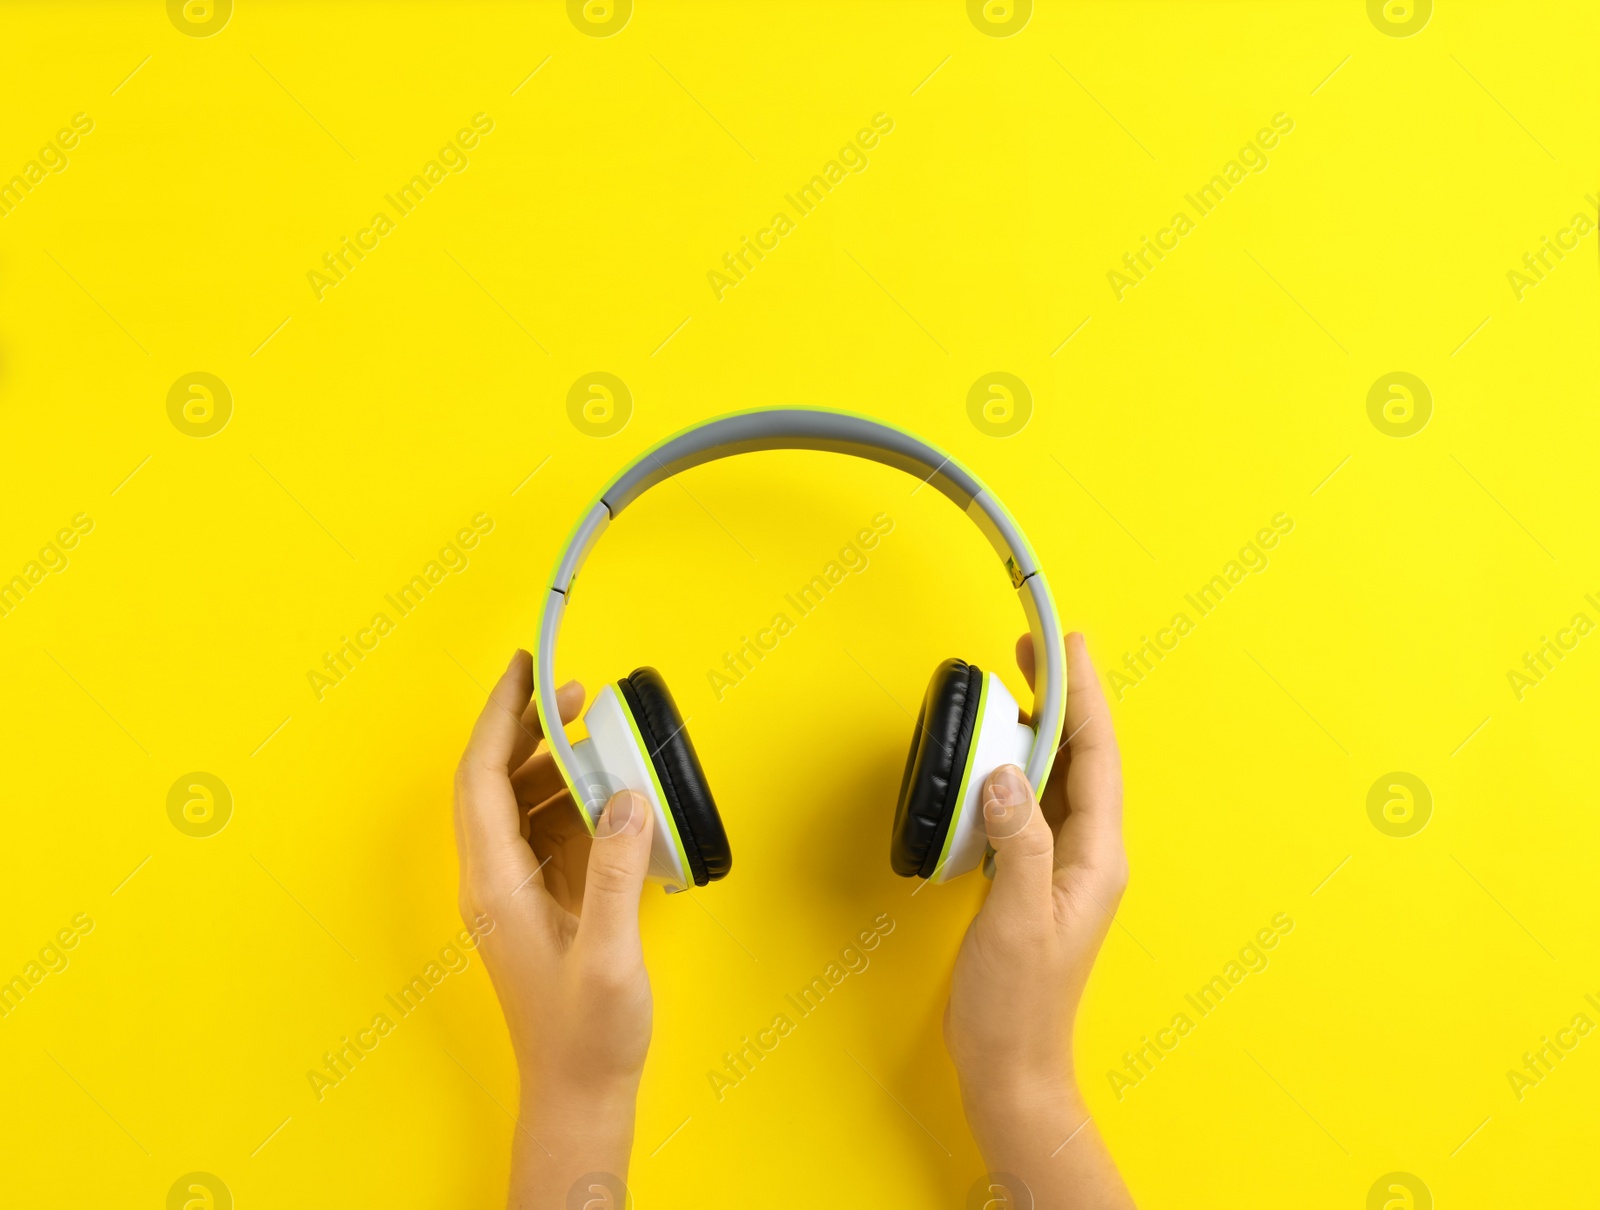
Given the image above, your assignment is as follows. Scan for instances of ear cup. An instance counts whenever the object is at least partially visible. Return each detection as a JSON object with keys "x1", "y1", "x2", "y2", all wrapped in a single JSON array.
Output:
[
  {"x1": 616, "y1": 667, "x2": 731, "y2": 886},
  {"x1": 890, "y1": 658, "x2": 984, "y2": 878}
]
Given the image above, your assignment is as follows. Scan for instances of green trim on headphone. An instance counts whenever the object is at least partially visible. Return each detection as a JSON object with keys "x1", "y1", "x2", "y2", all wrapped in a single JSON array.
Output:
[{"x1": 615, "y1": 695, "x2": 695, "y2": 881}]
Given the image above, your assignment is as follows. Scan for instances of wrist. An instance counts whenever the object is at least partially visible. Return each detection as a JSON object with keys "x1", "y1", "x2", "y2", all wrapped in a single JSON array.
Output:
[
  {"x1": 954, "y1": 1042, "x2": 1077, "y2": 1112},
  {"x1": 518, "y1": 1072, "x2": 639, "y2": 1134},
  {"x1": 960, "y1": 1068, "x2": 1082, "y2": 1121},
  {"x1": 959, "y1": 1068, "x2": 1086, "y2": 1164},
  {"x1": 510, "y1": 1079, "x2": 639, "y2": 1209}
]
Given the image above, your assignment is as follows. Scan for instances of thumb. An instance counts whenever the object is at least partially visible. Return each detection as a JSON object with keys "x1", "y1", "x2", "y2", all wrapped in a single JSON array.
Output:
[
  {"x1": 577, "y1": 790, "x2": 655, "y2": 949},
  {"x1": 979, "y1": 765, "x2": 1054, "y2": 922}
]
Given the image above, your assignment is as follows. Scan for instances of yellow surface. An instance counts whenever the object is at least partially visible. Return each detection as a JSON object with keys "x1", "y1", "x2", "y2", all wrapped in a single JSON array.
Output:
[{"x1": 1, "y1": 1, "x2": 1595, "y2": 1206}]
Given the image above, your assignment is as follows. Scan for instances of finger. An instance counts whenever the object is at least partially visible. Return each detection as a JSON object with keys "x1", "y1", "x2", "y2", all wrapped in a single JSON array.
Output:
[
  {"x1": 456, "y1": 652, "x2": 540, "y2": 883},
  {"x1": 543, "y1": 829, "x2": 589, "y2": 919},
  {"x1": 1015, "y1": 632, "x2": 1036, "y2": 691},
  {"x1": 1057, "y1": 632, "x2": 1124, "y2": 866},
  {"x1": 464, "y1": 651, "x2": 536, "y2": 775},
  {"x1": 527, "y1": 788, "x2": 585, "y2": 840},
  {"x1": 1015, "y1": 630, "x2": 1069, "y2": 828},
  {"x1": 511, "y1": 748, "x2": 572, "y2": 810},
  {"x1": 514, "y1": 760, "x2": 566, "y2": 816},
  {"x1": 519, "y1": 781, "x2": 573, "y2": 845},
  {"x1": 978, "y1": 765, "x2": 1054, "y2": 924},
  {"x1": 575, "y1": 790, "x2": 654, "y2": 952},
  {"x1": 509, "y1": 679, "x2": 584, "y2": 775},
  {"x1": 527, "y1": 791, "x2": 591, "y2": 915}
]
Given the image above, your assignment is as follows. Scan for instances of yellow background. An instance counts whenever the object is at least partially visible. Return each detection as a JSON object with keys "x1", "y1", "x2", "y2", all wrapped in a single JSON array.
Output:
[{"x1": 1, "y1": 1, "x2": 1595, "y2": 1205}]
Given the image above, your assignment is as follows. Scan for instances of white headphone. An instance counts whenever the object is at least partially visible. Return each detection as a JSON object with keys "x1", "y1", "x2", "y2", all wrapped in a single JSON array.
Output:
[{"x1": 534, "y1": 409, "x2": 1066, "y2": 892}]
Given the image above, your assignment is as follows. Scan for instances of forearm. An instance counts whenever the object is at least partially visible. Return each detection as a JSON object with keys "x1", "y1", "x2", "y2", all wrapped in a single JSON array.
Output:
[
  {"x1": 960, "y1": 1078, "x2": 1135, "y2": 1210},
  {"x1": 508, "y1": 1083, "x2": 637, "y2": 1210}
]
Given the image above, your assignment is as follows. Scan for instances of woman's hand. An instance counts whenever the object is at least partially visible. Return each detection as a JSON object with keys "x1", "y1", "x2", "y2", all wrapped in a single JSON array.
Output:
[
  {"x1": 454, "y1": 650, "x2": 656, "y2": 1209},
  {"x1": 945, "y1": 632, "x2": 1136, "y2": 1208}
]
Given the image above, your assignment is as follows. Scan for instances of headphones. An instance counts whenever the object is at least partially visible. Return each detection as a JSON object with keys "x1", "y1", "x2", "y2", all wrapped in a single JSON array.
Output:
[{"x1": 534, "y1": 409, "x2": 1066, "y2": 892}]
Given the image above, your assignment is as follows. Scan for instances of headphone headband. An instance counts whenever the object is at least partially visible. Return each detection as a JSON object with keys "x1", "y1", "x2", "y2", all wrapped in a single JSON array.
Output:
[{"x1": 536, "y1": 408, "x2": 1065, "y2": 819}]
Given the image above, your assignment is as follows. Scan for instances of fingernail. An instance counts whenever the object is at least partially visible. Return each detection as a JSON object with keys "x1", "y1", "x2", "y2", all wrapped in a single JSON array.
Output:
[
  {"x1": 505, "y1": 650, "x2": 525, "y2": 673},
  {"x1": 990, "y1": 764, "x2": 1026, "y2": 806},
  {"x1": 622, "y1": 792, "x2": 647, "y2": 833},
  {"x1": 598, "y1": 791, "x2": 647, "y2": 837},
  {"x1": 557, "y1": 678, "x2": 579, "y2": 695}
]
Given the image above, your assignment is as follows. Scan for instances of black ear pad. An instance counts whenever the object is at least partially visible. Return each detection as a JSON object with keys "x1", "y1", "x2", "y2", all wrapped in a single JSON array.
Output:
[
  {"x1": 891, "y1": 658, "x2": 984, "y2": 878},
  {"x1": 616, "y1": 667, "x2": 731, "y2": 886}
]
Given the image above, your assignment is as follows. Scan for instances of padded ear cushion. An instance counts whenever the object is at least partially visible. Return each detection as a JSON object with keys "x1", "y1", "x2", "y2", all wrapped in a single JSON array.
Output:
[
  {"x1": 616, "y1": 667, "x2": 731, "y2": 886},
  {"x1": 891, "y1": 658, "x2": 984, "y2": 878}
]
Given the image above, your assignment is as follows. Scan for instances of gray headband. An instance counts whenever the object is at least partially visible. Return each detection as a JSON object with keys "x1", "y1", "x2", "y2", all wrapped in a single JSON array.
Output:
[{"x1": 535, "y1": 408, "x2": 1066, "y2": 816}]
